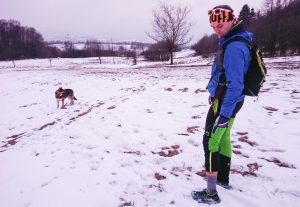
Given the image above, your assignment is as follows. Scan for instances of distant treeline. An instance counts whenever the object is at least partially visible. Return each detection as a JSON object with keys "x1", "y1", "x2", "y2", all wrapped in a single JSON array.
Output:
[
  {"x1": 58, "y1": 41, "x2": 139, "y2": 59},
  {"x1": 192, "y1": 0, "x2": 300, "y2": 57},
  {"x1": 1, "y1": 0, "x2": 299, "y2": 61},
  {"x1": 0, "y1": 19, "x2": 147, "y2": 61},
  {"x1": 0, "y1": 20, "x2": 50, "y2": 60}
]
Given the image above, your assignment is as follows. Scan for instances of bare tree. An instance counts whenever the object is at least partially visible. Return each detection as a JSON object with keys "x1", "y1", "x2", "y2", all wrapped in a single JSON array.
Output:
[
  {"x1": 84, "y1": 40, "x2": 102, "y2": 64},
  {"x1": 264, "y1": 0, "x2": 275, "y2": 12},
  {"x1": 147, "y1": 2, "x2": 193, "y2": 64},
  {"x1": 110, "y1": 40, "x2": 115, "y2": 64},
  {"x1": 97, "y1": 42, "x2": 102, "y2": 64}
]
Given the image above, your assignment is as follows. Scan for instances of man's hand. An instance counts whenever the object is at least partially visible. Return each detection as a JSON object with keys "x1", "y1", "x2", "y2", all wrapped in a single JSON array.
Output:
[
  {"x1": 217, "y1": 116, "x2": 229, "y2": 128},
  {"x1": 208, "y1": 96, "x2": 214, "y2": 105},
  {"x1": 212, "y1": 115, "x2": 229, "y2": 134}
]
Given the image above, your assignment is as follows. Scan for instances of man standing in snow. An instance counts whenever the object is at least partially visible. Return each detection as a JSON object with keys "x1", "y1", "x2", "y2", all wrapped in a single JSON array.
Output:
[{"x1": 192, "y1": 5, "x2": 253, "y2": 204}]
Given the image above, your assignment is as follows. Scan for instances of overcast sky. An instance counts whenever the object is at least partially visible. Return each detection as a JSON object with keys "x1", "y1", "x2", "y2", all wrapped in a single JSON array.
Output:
[{"x1": 2, "y1": 0, "x2": 264, "y2": 43}]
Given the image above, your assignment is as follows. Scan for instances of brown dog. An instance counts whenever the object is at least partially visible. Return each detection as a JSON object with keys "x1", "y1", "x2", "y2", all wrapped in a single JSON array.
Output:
[{"x1": 55, "y1": 87, "x2": 77, "y2": 108}]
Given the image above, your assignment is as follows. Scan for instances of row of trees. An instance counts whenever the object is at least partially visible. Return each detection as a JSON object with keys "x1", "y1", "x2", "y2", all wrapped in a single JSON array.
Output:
[
  {"x1": 191, "y1": 34, "x2": 218, "y2": 57},
  {"x1": 141, "y1": 41, "x2": 171, "y2": 61},
  {"x1": 193, "y1": 0, "x2": 300, "y2": 56},
  {"x1": 250, "y1": 0, "x2": 300, "y2": 55},
  {"x1": 60, "y1": 41, "x2": 137, "y2": 59},
  {"x1": 0, "y1": 19, "x2": 144, "y2": 62},
  {"x1": 1, "y1": 0, "x2": 299, "y2": 62},
  {"x1": 0, "y1": 19, "x2": 52, "y2": 60}
]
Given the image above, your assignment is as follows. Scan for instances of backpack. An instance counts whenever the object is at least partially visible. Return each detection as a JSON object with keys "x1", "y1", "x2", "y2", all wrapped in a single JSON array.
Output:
[{"x1": 222, "y1": 37, "x2": 267, "y2": 96}]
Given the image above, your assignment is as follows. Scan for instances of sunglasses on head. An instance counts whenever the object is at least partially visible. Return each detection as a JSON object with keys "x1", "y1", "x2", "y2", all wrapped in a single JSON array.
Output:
[{"x1": 208, "y1": 8, "x2": 232, "y2": 16}]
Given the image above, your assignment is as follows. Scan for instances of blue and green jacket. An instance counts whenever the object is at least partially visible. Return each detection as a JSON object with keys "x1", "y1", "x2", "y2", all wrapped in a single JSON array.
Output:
[{"x1": 207, "y1": 24, "x2": 253, "y2": 118}]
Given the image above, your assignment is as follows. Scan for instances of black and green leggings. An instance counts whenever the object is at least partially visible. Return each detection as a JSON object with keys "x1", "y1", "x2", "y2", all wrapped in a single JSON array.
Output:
[{"x1": 203, "y1": 99, "x2": 244, "y2": 172}]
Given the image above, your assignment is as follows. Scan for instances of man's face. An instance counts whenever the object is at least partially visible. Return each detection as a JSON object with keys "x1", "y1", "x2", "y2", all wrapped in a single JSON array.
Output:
[{"x1": 210, "y1": 21, "x2": 233, "y2": 37}]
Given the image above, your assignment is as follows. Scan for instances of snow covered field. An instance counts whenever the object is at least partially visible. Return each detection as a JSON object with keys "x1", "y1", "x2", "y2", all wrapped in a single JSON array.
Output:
[{"x1": 0, "y1": 52, "x2": 300, "y2": 207}]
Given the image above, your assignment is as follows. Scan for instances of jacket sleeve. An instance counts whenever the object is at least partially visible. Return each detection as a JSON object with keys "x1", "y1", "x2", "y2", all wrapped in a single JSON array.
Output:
[{"x1": 219, "y1": 41, "x2": 249, "y2": 118}]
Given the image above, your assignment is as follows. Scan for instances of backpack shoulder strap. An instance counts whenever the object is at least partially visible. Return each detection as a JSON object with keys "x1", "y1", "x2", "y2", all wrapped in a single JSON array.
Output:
[
  {"x1": 222, "y1": 36, "x2": 252, "y2": 50},
  {"x1": 219, "y1": 36, "x2": 252, "y2": 74}
]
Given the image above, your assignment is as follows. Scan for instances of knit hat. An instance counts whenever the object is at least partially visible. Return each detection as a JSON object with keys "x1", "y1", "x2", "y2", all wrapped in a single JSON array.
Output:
[{"x1": 208, "y1": 5, "x2": 236, "y2": 24}]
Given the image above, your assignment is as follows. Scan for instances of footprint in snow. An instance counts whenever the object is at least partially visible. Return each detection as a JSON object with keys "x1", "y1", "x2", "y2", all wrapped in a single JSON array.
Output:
[{"x1": 41, "y1": 181, "x2": 51, "y2": 187}]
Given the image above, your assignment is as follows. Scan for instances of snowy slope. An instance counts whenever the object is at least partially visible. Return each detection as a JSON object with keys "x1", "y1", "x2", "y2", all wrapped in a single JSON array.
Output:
[{"x1": 0, "y1": 51, "x2": 300, "y2": 207}]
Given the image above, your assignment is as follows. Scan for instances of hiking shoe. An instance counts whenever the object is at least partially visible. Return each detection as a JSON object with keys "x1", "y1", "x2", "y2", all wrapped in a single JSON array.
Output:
[
  {"x1": 217, "y1": 181, "x2": 233, "y2": 190},
  {"x1": 191, "y1": 189, "x2": 221, "y2": 204}
]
